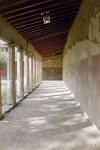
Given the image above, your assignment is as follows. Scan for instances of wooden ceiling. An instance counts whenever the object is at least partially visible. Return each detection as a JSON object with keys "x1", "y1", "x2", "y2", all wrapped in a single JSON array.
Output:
[{"x1": 0, "y1": 0, "x2": 82, "y2": 57}]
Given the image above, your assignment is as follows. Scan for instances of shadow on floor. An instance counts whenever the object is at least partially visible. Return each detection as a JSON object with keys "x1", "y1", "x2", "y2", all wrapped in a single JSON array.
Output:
[{"x1": 0, "y1": 81, "x2": 100, "y2": 150}]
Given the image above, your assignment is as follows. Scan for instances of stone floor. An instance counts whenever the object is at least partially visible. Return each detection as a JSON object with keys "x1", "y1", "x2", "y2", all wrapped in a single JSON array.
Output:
[{"x1": 0, "y1": 81, "x2": 100, "y2": 150}]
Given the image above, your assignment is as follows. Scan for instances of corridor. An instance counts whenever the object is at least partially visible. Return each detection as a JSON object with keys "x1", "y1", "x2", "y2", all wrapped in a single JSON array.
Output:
[{"x1": 0, "y1": 81, "x2": 100, "y2": 150}]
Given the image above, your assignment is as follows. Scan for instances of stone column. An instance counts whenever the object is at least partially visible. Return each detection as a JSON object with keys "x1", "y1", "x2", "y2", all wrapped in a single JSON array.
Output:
[
  {"x1": 36, "y1": 58, "x2": 38, "y2": 86},
  {"x1": 37, "y1": 60, "x2": 39, "y2": 85},
  {"x1": 35, "y1": 58, "x2": 37, "y2": 87},
  {"x1": 7, "y1": 44, "x2": 16, "y2": 105},
  {"x1": 17, "y1": 48, "x2": 24, "y2": 98},
  {"x1": 39, "y1": 61, "x2": 41, "y2": 83},
  {"x1": 0, "y1": 76, "x2": 2, "y2": 118},
  {"x1": 40, "y1": 60, "x2": 43, "y2": 83},
  {"x1": 40, "y1": 61, "x2": 41, "y2": 83},
  {"x1": 38, "y1": 60, "x2": 41, "y2": 84},
  {"x1": 29, "y1": 55, "x2": 33, "y2": 91},
  {"x1": 24, "y1": 52, "x2": 29, "y2": 93},
  {"x1": 38, "y1": 60, "x2": 40, "y2": 85},
  {"x1": 35, "y1": 58, "x2": 37, "y2": 86},
  {"x1": 33, "y1": 57, "x2": 36, "y2": 88},
  {"x1": 36, "y1": 59, "x2": 38, "y2": 86}
]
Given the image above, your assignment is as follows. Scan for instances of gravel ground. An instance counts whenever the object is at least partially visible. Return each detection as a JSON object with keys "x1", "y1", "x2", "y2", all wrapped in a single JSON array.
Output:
[{"x1": 0, "y1": 81, "x2": 100, "y2": 150}]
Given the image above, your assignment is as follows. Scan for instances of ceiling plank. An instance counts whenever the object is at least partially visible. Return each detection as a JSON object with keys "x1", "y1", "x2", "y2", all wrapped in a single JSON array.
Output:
[
  {"x1": 0, "y1": 0, "x2": 28, "y2": 9},
  {"x1": 3, "y1": 1, "x2": 80, "y2": 20},
  {"x1": 28, "y1": 30, "x2": 68, "y2": 42},
  {"x1": 20, "y1": 25, "x2": 70, "y2": 36},
  {"x1": 3, "y1": 1, "x2": 69, "y2": 19},
  {"x1": 18, "y1": 20, "x2": 72, "y2": 34},
  {"x1": 0, "y1": 0, "x2": 82, "y2": 57},
  {"x1": 7, "y1": 4, "x2": 79, "y2": 23},
  {"x1": 16, "y1": 15, "x2": 74, "y2": 31},
  {"x1": 0, "y1": 0, "x2": 55, "y2": 15},
  {"x1": 21, "y1": 26, "x2": 68, "y2": 38},
  {"x1": 11, "y1": 8, "x2": 78, "y2": 27}
]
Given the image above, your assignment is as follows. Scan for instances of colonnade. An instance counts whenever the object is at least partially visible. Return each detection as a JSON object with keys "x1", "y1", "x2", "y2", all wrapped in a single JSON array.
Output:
[{"x1": 0, "y1": 44, "x2": 42, "y2": 119}]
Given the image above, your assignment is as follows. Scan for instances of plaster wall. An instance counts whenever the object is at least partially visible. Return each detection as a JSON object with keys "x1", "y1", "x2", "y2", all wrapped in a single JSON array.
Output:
[
  {"x1": 63, "y1": 0, "x2": 100, "y2": 130},
  {"x1": 43, "y1": 55, "x2": 62, "y2": 80}
]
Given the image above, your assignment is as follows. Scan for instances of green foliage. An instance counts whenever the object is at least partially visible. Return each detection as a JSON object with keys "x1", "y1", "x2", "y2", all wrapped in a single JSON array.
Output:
[
  {"x1": 0, "y1": 50, "x2": 7, "y2": 70},
  {"x1": 1, "y1": 81, "x2": 7, "y2": 104}
]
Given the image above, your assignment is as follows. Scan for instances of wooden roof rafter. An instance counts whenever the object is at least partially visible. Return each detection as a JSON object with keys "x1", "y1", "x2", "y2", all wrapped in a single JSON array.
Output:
[{"x1": 0, "y1": 0, "x2": 83, "y2": 56}]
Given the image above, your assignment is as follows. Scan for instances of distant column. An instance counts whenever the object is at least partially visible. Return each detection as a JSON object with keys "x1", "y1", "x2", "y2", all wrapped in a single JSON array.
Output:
[
  {"x1": 24, "y1": 52, "x2": 29, "y2": 93},
  {"x1": 38, "y1": 60, "x2": 40, "y2": 85},
  {"x1": 38, "y1": 60, "x2": 41, "y2": 84},
  {"x1": 33, "y1": 56, "x2": 36, "y2": 88},
  {"x1": 17, "y1": 48, "x2": 24, "y2": 98},
  {"x1": 29, "y1": 55, "x2": 33, "y2": 91},
  {"x1": 40, "y1": 60, "x2": 43, "y2": 82},
  {"x1": 0, "y1": 76, "x2": 2, "y2": 118},
  {"x1": 7, "y1": 44, "x2": 16, "y2": 105},
  {"x1": 37, "y1": 60, "x2": 39, "y2": 85},
  {"x1": 36, "y1": 59, "x2": 38, "y2": 86},
  {"x1": 39, "y1": 61, "x2": 41, "y2": 84}
]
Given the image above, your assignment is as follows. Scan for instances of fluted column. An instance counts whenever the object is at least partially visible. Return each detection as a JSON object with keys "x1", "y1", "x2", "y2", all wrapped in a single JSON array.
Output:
[
  {"x1": 7, "y1": 44, "x2": 16, "y2": 105},
  {"x1": 24, "y1": 52, "x2": 29, "y2": 93},
  {"x1": 0, "y1": 76, "x2": 2, "y2": 118},
  {"x1": 29, "y1": 55, "x2": 33, "y2": 91},
  {"x1": 17, "y1": 48, "x2": 24, "y2": 98}
]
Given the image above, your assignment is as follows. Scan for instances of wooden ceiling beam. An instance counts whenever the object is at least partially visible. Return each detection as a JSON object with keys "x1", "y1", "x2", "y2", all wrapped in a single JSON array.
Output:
[
  {"x1": 39, "y1": 50, "x2": 63, "y2": 54},
  {"x1": 34, "y1": 45, "x2": 65, "y2": 51},
  {"x1": 12, "y1": 11, "x2": 76, "y2": 28},
  {"x1": 0, "y1": 0, "x2": 28, "y2": 9},
  {"x1": 32, "y1": 42, "x2": 66, "y2": 48},
  {"x1": 33, "y1": 38, "x2": 66, "y2": 46},
  {"x1": 7, "y1": 3, "x2": 68, "y2": 22},
  {"x1": 12, "y1": 8, "x2": 78, "y2": 27},
  {"x1": 20, "y1": 24, "x2": 69, "y2": 36},
  {"x1": 35, "y1": 41, "x2": 65, "y2": 47},
  {"x1": 18, "y1": 20, "x2": 72, "y2": 33},
  {"x1": 39, "y1": 49, "x2": 63, "y2": 55},
  {"x1": 28, "y1": 30, "x2": 68, "y2": 42},
  {"x1": 3, "y1": 1, "x2": 69, "y2": 19},
  {"x1": 16, "y1": 16, "x2": 74, "y2": 31},
  {"x1": 0, "y1": 0, "x2": 82, "y2": 57},
  {"x1": 21, "y1": 28, "x2": 68, "y2": 39},
  {"x1": 20, "y1": 25, "x2": 70, "y2": 36},
  {"x1": 23, "y1": 27, "x2": 68, "y2": 39},
  {"x1": 4, "y1": 1, "x2": 81, "y2": 21},
  {"x1": 0, "y1": 0, "x2": 54, "y2": 15},
  {"x1": 32, "y1": 34, "x2": 67, "y2": 44},
  {"x1": 7, "y1": 4, "x2": 78, "y2": 23},
  {"x1": 31, "y1": 33, "x2": 67, "y2": 43}
]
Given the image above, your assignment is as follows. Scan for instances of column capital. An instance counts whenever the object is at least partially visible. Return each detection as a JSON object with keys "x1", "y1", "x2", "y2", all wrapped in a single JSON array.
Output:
[
  {"x1": 29, "y1": 53, "x2": 33, "y2": 57},
  {"x1": 7, "y1": 41, "x2": 15, "y2": 47},
  {"x1": 17, "y1": 47, "x2": 24, "y2": 52}
]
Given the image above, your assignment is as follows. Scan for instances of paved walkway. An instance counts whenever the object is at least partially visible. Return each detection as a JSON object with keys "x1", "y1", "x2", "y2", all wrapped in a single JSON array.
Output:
[{"x1": 0, "y1": 81, "x2": 100, "y2": 150}]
